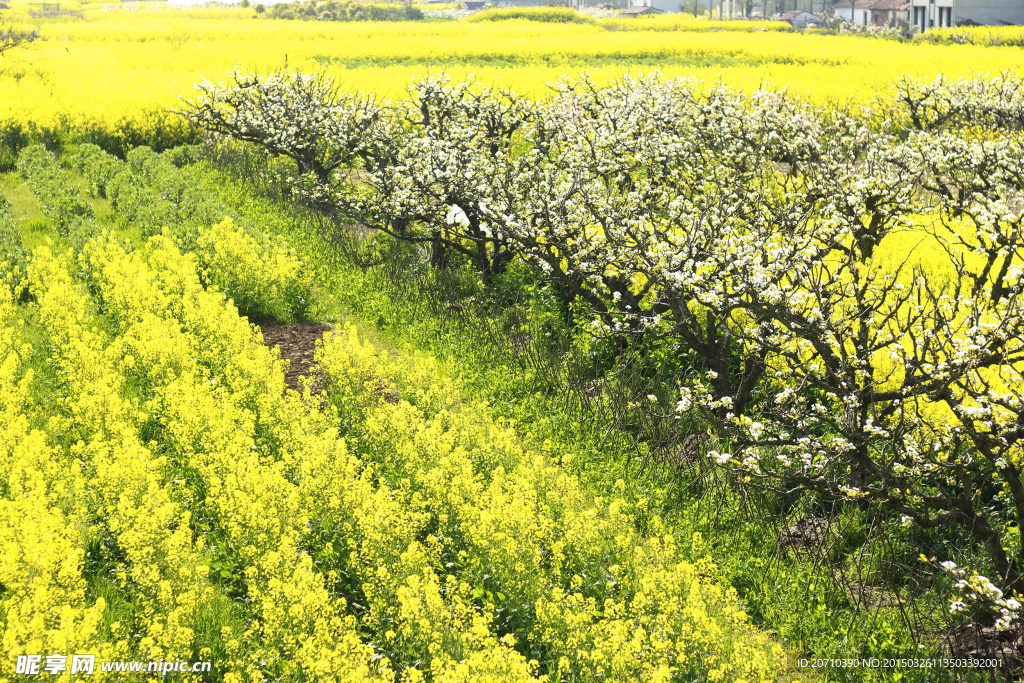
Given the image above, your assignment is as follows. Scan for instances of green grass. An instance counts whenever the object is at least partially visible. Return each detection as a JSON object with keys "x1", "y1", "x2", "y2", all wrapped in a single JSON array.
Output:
[{"x1": 0, "y1": 171, "x2": 44, "y2": 229}]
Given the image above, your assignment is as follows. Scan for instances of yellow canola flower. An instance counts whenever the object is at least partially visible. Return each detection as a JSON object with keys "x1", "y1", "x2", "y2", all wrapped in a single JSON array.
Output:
[
  {"x1": 78, "y1": 234, "x2": 386, "y2": 680},
  {"x1": 0, "y1": 291, "x2": 113, "y2": 679},
  {"x1": 127, "y1": 234, "x2": 538, "y2": 679},
  {"x1": 197, "y1": 218, "x2": 313, "y2": 324},
  {"x1": 2, "y1": 7, "x2": 1023, "y2": 142},
  {"x1": 81, "y1": 231, "x2": 535, "y2": 680},
  {"x1": 26, "y1": 247, "x2": 210, "y2": 669},
  {"x1": 9, "y1": 213, "x2": 785, "y2": 681},
  {"x1": 316, "y1": 326, "x2": 785, "y2": 682}
]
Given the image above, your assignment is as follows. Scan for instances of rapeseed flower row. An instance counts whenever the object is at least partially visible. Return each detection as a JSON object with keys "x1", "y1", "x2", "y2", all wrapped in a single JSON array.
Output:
[
  {"x1": 117, "y1": 233, "x2": 594, "y2": 679},
  {"x1": 1, "y1": 190, "x2": 787, "y2": 679},
  {"x1": 918, "y1": 26, "x2": 1024, "y2": 47},
  {"x1": 57, "y1": 141, "x2": 315, "y2": 323},
  {"x1": 0, "y1": 194, "x2": 27, "y2": 297},
  {"x1": 79, "y1": 233, "x2": 387, "y2": 680},
  {"x1": 62, "y1": 143, "x2": 123, "y2": 199},
  {"x1": 17, "y1": 145, "x2": 95, "y2": 239},
  {"x1": 77, "y1": 232, "x2": 550, "y2": 679},
  {"x1": 196, "y1": 219, "x2": 313, "y2": 323},
  {"x1": 29, "y1": 248, "x2": 218, "y2": 668},
  {"x1": 316, "y1": 326, "x2": 786, "y2": 681},
  {"x1": 0, "y1": 286, "x2": 111, "y2": 678}
]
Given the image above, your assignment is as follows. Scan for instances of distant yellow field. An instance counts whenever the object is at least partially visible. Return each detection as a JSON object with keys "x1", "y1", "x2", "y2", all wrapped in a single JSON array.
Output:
[
  {"x1": 0, "y1": 0, "x2": 1023, "y2": 134},
  {"x1": 919, "y1": 24, "x2": 1024, "y2": 47}
]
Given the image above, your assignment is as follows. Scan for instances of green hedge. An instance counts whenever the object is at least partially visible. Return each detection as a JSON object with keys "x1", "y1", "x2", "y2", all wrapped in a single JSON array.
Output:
[
  {"x1": 464, "y1": 7, "x2": 596, "y2": 24},
  {"x1": 266, "y1": 1, "x2": 425, "y2": 22}
]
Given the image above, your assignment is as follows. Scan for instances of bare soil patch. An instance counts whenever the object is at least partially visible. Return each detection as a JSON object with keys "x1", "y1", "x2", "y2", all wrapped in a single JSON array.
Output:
[{"x1": 260, "y1": 322, "x2": 333, "y2": 394}]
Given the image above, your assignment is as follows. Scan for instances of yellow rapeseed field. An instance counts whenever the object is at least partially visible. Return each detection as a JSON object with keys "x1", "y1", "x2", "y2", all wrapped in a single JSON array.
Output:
[
  {"x1": 4, "y1": 2, "x2": 1024, "y2": 675},
  {"x1": 1, "y1": 0, "x2": 1023, "y2": 137}
]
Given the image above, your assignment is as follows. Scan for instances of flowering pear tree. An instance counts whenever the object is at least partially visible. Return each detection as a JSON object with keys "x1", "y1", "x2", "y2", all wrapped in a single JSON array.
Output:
[
  {"x1": 180, "y1": 68, "x2": 383, "y2": 183},
  {"x1": 484, "y1": 74, "x2": 851, "y2": 393},
  {"x1": 486, "y1": 72, "x2": 1024, "y2": 616},
  {"x1": 888, "y1": 71, "x2": 1024, "y2": 133},
  {"x1": 0, "y1": 25, "x2": 37, "y2": 57},
  {"x1": 682, "y1": 124, "x2": 1024, "y2": 607},
  {"x1": 260, "y1": 74, "x2": 529, "y2": 279},
  {"x1": 182, "y1": 66, "x2": 1024, "y2": 625},
  {"x1": 385, "y1": 75, "x2": 530, "y2": 279}
]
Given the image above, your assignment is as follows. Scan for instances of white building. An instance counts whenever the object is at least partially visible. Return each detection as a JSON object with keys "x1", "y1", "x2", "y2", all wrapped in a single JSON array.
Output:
[
  {"x1": 779, "y1": 9, "x2": 819, "y2": 25},
  {"x1": 834, "y1": 0, "x2": 913, "y2": 26},
  {"x1": 909, "y1": 0, "x2": 955, "y2": 30},
  {"x1": 635, "y1": 0, "x2": 737, "y2": 18},
  {"x1": 834, "y1": 0, "x2": 869, "y2": 24},
  {"x1": 625, "y1": 0, "x2": 688, "y2": 11},
  {"x1": 846, "y1": 0, "x2": 1024, "y2": 30}
]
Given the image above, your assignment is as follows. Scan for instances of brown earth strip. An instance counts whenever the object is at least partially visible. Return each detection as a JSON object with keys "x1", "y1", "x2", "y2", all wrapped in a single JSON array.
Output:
[{"x1": 260, "y1": 322, "x2": 333, "y2": 394}]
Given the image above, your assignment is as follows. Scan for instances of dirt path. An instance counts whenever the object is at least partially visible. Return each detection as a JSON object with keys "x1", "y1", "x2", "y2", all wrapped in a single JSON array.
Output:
[{"x1": 260, "y1": 322, "x2": 333, "y2": 393}]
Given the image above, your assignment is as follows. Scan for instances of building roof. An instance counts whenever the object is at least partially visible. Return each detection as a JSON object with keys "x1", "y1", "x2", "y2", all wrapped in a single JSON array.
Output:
[
  {"x1": 833, "y1": 0, "x2": 909, "y2": 8},
  {"x1": 778, "y1": 10, "x2": 814, "y2": 19},
  {"x1": 620, "y1": 5, "x2": 664, "y2": 13},
  {"x1": 869, "y1": 0, "x2": 911, "y2": 9}
]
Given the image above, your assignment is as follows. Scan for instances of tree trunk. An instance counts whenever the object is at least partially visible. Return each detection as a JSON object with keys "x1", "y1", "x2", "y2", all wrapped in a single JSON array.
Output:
[{"x1": 430, "y1": 232, "x2": 450, "y2": 270}]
